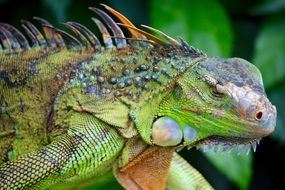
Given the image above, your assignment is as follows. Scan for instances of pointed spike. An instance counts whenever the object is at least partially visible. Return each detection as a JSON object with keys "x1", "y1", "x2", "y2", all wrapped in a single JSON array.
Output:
[
  {"x1": 0, "y1": 26, "x2": 21, "y2": 50},
  {"x1": 62, "y1": 22, "x2": 90, "y2": 47},
  {"x1": 218, "y1": 145, "x2": 223, "y2": 152},
  {"x1": 202, "y1": 144, "x2": 214, "y2": 152},
  {"x1": 48, "y1": 27, "x2": 82, "y2": 49},
  {"x1": 202, "y1": 145, "x2": 210, "y2": 152},
  {"x1": 101, "y1": 4, "x2": 145, "y2": 40},
  {"x1": 219, "y1": 144, "x2": 225, "y2": 152},
  {"x1": 176, "y1": 146, "x2": 184, "y2": 152},
  {"x1": 0, "y1": 27, "x2": 13, "y2": 50},
  {"x1": 179, "y1": 37, "x2": 204, "y2": 56},
  {"x1": 217, "y1": 145, "x2": 223, "y2": 153},
  {"x1": 208, "y1": 145, "x2": 214, "y2": 152},
  {"x1": 100, "y1": 4, "x2": 134, "y2": 28},
  {"x1": 21, "y1": 24, "x2": 39, "y2": 47},
  {"x1": 67, "y1": 22, "x2": 101, "y2": 49},
  {"x1": 245, "y1": 144, "x2": 251, "y2": 155},
  {"x1": 257, "y1": 139, "x2": 261, "y2": 145},
  {"x1": 89, "y1": 7, "x2": 127, "y2": 48},
  {"x1": 237, "y1": 144, "x2": 245, "y2": 155},
  {"x1": 187, "y1": 145, "x2": 192, "y2": 150},
  {"x1": 33, "y1": 17, "x2": 52, "y2": 26},
  {"x1": 223, "y1": 145, "x2": 232, "y2": 153},
  {"x1": 94, "y1": 8, "x2": 151, "y2": 48},
  {"x1": 41, "y1": 25, "x2": 65, "y2": 48},
  {"x1": 179, "y1": 38, "x2": 190, "y2": 48},
  {"x1": 6, "y1": 29, "x2": 21, "y2": 50},
  {"x1": 117, "y1": 23, "x2": 166, "y2": 45},
  {"x1": 33, "y1": 17, "x2": 65, "y2": 48},
  {"x1": 213, "y1": 145, "x2": 219, "y2": 153},
  {"x1": 228, "y1": 147, "x2": 234, "y2": 153},
  {"x1": 252, "y1": 142, "x2": 257, "y2": 152},
  {"x1": 21, "y1": 20, "x2": 47, "y2": 47},
  {"x1": 0, "y1": 23, "x2": 30, "y2": 50},
  {"x1": 112, "y1": 36, "x2": 155, "y2": 46},
  {"x1": 141, "y1": 24, "x2": 180, "y2": 46},
  {"x1": 91, "y1": 17, "x2": 113, "y2": 48}
]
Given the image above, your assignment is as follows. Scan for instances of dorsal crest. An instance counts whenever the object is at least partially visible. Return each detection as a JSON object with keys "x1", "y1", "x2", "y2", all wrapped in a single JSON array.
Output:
[{"x1": 0, "y1": 4, "x2": 204, "y2": 57}]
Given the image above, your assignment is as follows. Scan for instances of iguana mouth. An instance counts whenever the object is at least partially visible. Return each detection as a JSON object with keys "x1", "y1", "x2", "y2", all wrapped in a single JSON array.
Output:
[{"x1": 187, "y1": 136, "x2": 261, "y2": 155}]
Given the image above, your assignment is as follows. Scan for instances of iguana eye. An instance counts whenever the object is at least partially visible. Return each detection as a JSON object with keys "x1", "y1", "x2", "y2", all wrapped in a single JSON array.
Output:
[
  {"x1": 215, "y1": 83, "x2": 230, "y2": 95},
  {"x1": 210, "y1": 86, "x2": 224, "y2": 98},
  {"x1": 203, "y1": 75, "x2": 225, "y2": 97}
]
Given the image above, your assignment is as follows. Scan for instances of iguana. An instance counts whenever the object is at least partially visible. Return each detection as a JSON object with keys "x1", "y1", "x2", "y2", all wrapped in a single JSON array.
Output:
[{"x1": 0, "y1": 4, "x2": 276, "y2": 190}]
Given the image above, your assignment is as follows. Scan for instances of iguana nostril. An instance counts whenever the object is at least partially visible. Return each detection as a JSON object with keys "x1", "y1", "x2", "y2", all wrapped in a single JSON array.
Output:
[{"x1": 255, "y1": 111, "x2": 263, "y2": 120}]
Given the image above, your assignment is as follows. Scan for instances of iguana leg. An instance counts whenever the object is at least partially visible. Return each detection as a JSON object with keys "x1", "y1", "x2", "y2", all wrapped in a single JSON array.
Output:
[
  {"x1": 0, "y1": 112, "x2": 125, "y2": 189},
  {"x1": 167, "y1": 152, "x2": 213, "y2": 190},
  {"x1": 0, "y1": 135, "x2": 72, "y2": 189}
]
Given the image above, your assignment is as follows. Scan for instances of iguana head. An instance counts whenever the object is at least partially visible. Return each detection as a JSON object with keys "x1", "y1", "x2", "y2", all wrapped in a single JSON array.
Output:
[{"x1": 152, "y1": 57, "x2": 276, "y2": 152}]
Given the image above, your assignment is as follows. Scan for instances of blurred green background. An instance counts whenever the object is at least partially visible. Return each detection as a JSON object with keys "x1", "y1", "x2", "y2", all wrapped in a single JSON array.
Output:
[{"x1": 0, "y1": 0, "x2": 284, "y2": 189}]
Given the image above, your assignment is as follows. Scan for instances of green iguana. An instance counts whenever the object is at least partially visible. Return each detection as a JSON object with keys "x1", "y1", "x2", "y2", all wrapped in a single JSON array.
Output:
[{"x1": 0, "y1": 4, "x2": 276, "y2": 190}]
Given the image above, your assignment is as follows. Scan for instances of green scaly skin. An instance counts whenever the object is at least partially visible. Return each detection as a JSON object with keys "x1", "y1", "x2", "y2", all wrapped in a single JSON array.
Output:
[{"x1": 0, "y1": 6, "x2": 276, "y2": 190}]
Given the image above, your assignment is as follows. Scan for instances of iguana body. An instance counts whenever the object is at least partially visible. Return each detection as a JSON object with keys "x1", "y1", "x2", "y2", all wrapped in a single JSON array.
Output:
[{"x1": 0, "y1": 5, "x2": 276, "y2": 190}]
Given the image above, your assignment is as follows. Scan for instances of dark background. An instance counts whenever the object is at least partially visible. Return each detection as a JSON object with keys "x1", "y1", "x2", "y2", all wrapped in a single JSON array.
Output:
[{"x1": 0, "y1": 0, "x2": 284, "y2": 189}]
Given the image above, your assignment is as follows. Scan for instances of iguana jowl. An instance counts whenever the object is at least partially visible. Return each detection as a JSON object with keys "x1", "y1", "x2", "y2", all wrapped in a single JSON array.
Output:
[{"x1": 0, "y1": 4, "x2": 276, "y2": 190}]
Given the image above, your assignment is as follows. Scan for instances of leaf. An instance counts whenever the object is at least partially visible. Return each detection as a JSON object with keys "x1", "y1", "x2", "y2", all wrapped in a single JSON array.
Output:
[
  {"x1": 251, "y1": 0, "x2": 285, "y2": 15},
  {"x1": 203, "y1": 151, "x2": 252, "y2": 190},
  {"x1": 150, "y1": 0, "x2": 233, "y2": 57},
  {"x1": 268, "y1": 89, "x2": 285, "y2": 144},
  {"x1": 253, "y1": 16, "x2": 285, "y2": 89}
]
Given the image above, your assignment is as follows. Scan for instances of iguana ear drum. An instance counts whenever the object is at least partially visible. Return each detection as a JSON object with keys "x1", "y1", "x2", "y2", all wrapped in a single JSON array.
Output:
[{"x1": 152, "y1": 117, "x2": 183, "y2": 146}]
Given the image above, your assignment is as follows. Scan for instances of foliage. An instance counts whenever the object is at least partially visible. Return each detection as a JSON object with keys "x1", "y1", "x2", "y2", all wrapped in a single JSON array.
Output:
[
  {"x1": 150, "y1": 0, "x2": 233, "y2": 57},
  {"x1": 204, "y1": 151, "x2": 253, "y2": 190},
  {"x1": 253, "y1": 15, "x2": 285, "y2": 88}
]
